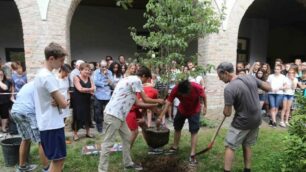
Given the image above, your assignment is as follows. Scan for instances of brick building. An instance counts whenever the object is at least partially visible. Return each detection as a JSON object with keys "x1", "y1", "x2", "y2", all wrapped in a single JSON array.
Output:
[{"x1": 1, "y1": 0, "x2": 306, "y2": 114}]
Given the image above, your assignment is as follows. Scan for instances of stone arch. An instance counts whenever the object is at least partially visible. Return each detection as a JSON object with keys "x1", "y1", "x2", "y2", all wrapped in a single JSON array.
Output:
[
  {"x1": 198, "y1": 0, "x2": 254, "y2": 114},
  {"x1": 13, "y1": 0, "x2": 81, "y2": 79},
  {"x1": 0, "y1": 0, "x2": 24, "y2": 62},
  {"x1": 64, "y1": 0, "x2": 82, "y2": 63}
]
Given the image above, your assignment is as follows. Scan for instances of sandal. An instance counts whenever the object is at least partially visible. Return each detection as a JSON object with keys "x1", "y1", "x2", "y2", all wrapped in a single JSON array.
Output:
[
  {"x1": 86, "y1": 134, "x2": 95, "y2": 138},
  {"x1": 165, "y1": 146, "x2": 178, "y2": 155},
  {"x1": 73, "y1": 135, "x2": 79, "y2": 141}
]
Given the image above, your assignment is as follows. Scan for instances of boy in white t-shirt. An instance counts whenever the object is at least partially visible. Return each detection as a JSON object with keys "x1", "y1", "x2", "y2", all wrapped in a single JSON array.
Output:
[
  {"x1": 98, "y1": 66, "x2": 164, "y2": 172},
  {"x1": 34, "y1": 42, "x2": 69, "y2": 172}
]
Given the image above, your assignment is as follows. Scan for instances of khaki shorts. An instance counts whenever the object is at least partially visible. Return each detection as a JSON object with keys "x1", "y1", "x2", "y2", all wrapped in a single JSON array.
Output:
[{"x1": 224, "y1": 126, "x2": 259, "y2": 150}]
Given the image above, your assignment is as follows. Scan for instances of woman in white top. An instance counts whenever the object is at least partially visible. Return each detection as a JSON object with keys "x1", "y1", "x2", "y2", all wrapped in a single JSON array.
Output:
[
  {"x1": 279, "y1": 68, "x2": 298, "y2": 127},
  {"x1": 57, "y1": 64, "x2": 72, "y2": 118},
  {"x1": 267, "y1": 64, "x2": 287, "y2": 127}
]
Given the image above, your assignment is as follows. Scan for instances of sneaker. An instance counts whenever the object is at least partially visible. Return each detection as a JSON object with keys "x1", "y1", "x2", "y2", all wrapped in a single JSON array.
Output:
[
  {"x1": 279, "y1": 122, "x2": 286, "y2": 128},
  {"x1": 189, "y1": 155, "x2": 198, "y2": 166},
  {"x1": 41, "y1": 166, "x2": 49, "y2": 172},
  {"x1": 269, "y1": 119, "x2": 273, "y2": 126},
  {"x1": 16, "y1": 164, "x2": 38, "y2": 172},
  {"x1": 165, "y1": 147, "x2": 178, "y2": 155},
  {"x1": 125, "y1": 163, "x2": 143, "y2": 171},
  {"x1": 285, "y1": 122, "x2": 290, "y2": 126},
  {"x1": 272, "y1": 122, "x2": 277, "y2": 128},
  {"x1": 148, "y1": 147, "x2": 163, "y2": 155}
]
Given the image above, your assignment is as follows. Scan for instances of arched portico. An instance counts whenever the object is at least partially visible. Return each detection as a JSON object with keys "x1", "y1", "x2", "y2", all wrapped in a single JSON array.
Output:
[{"x1": 198, "y1": 0, "x2": 255, "y2": 116}]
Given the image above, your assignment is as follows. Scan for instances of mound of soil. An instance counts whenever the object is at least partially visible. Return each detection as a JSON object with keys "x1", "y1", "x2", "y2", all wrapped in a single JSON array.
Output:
[{"x1": 141, "y1": 156, "x2": 195, "y2": 172}]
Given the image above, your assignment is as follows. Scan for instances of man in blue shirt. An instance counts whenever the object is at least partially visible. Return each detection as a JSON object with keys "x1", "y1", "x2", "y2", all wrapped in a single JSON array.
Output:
[{"x1": 93, "y1": 60, "x2": 114, "y2": 132}]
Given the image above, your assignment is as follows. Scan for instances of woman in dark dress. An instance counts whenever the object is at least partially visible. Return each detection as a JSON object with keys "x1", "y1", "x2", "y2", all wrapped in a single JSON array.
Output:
[
  {"x1": 0, "y1": 69, "x2": 12, "y2": 132},
  {"x1": 72, "y1": 63, "x2": 95, "y2": 140}
]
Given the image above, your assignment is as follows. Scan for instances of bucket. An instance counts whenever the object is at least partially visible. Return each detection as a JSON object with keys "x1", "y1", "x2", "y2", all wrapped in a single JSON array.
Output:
[
  {"x1": 1, "y1": 137, "x2": 21, "y2": 166},
  {"x1": 145, "y1": 127, "x2": 170, "y2": 148}
]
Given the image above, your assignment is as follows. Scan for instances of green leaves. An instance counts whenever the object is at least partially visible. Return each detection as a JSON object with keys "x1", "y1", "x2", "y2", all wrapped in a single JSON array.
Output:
[
  {"x1": 130, "y1": 0, "x2": 223, "y2": 83},
  {"x1": 280, "y1": 93, "x2": 306, "y2": 171}
]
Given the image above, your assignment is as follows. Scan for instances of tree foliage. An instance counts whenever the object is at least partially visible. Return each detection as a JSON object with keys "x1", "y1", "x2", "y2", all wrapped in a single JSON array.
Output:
[
  {"x1": 129, "y1": 0, "x2": 223, "y2": 82},
  {"x1": 281, "y1": 93, "x2": 306, "y2": 171}
]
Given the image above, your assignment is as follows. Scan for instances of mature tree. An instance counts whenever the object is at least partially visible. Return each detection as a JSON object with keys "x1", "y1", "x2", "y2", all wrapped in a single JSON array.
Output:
[{"x1": 130, "y1": 0, "x2": 223, "y2": 83}]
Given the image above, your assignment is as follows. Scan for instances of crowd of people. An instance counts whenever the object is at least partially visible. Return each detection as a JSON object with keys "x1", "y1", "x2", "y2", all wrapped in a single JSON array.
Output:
[
  {"x1": 236, "y1": 58, "x2": 306, "y2": 128},
  {"x1": 0, "y1": 42, "x2": 306, "y2": 172},
  {"x1": 0, "y1": 43, "x2": 206, "y2": 172}
]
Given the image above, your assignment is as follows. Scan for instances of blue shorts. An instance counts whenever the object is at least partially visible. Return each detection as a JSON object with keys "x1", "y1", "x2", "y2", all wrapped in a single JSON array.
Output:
[
  {"x1": 268, "y1": 94, "x2": 283, "y2": 108},
  {"x1": 259, "y1": 94, "x2": 267, "y2": 101},
  {"x1": 283, "y1": 95, "x2": 294, "y2": 101},
  {"x1": 40, "y1": 128, "x2": 66, "y2": 160},
  {"x1": 173, "y1": 111, "x2": 200, "y2": 134}
]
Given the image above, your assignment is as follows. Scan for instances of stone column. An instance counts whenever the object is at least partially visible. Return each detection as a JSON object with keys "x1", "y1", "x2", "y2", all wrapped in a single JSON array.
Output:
[
  {"x1": 14, "y1": 0, "x2": 81, "y2": 80},
  {"x1": 198, "y1": 0, "x2": 255, "y2": 118}
]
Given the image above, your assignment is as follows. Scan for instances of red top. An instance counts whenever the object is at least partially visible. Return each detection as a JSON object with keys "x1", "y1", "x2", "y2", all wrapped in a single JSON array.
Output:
[
  {"x1": 167, "y1": 82, "x2": 205, "y2": 116},
  {"x1": 130, "y1": 86, "x2": 159, "y2": 112}
]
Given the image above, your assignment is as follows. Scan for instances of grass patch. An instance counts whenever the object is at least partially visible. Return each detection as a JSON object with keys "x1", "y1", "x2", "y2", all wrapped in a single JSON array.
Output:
[{"x1": 0, "y1": 127, "x2": 287, "y2": 172}]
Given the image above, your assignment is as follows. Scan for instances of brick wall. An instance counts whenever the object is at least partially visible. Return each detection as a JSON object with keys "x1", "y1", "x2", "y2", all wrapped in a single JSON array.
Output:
[
  {"x1": 198, "y1": 0, "x2": 255, "y2": 117},
  {"x1": 14, "y1": 0, "x2": 81, "y2": 80}
]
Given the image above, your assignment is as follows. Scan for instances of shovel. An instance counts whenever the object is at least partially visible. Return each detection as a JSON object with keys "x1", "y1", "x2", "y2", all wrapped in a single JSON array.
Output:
[{"x1": 195, "y1": 116, "x2": 226, "y2": 156}]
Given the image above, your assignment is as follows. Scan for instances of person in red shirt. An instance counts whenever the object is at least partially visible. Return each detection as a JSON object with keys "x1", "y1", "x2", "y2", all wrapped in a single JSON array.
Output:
[
  {"x1": 157, "y1": 79, "x2": 207, "y2": 165},
  {"x1": 126, "y1": 80, "x2": 159, "y2": 148}
]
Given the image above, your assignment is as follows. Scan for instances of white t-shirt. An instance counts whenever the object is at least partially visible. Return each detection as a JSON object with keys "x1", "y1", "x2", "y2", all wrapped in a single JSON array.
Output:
[
  {"x1": 57, "y1": 76, "x2": 70, "y2": 118},
  {"x1": 189, "y1": 75, "x2": 204, "y2": 85},
  {"x1": 284, "y1": 77, "x2": 298, "y2": 96},
  {"x1": 34, "y1": 68, "x2": 64, "y2": 131},
  {"x1": 104, "y1": 75, "x2": 143, "y2": 121},
  {"x1": 267, "y1": 74, "x2": 287, "y2": 94},
  {"x1": 11, "y1": 81, "x2": 35, "y2": 115}
]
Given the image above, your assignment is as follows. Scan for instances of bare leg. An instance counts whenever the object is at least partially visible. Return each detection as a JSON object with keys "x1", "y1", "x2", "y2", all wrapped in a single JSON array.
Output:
[
  {"x1": 167, "y1": 106, "x2": 172, "y2": 120},
  {"x1": 224, "y1": 147, "x2": 235, "y2": 171},
  {"x1": 73, "y1": 131, "x2": 79, "y2": 140},
  {"x1": 129, "y1": 130, "x2": 139, "y2": 149},
  {"x1": 259, "y1": 101, "x2": 264, "y2": 109},
  {"x1": 1, "y1": 118, "x2": 8, "y2": 132},
  {"x1": 280, "y1": 101, "x2": 287, "y2": 123},
  {"x1": 172, "y1": 130, "x2": 181, "y2": 149},
  {"x1": 146, "y1": 110, "x2": 152, "y2": 128},
  {"x1": 39, "y1": 144, "x2": 49, "y2": 169},
  {"x1": 190, "y1": 133, "x2": 198, "y2": 156},
  {"x1": 270, "y1": 108, "x2": 277, "y2": 123},
  {"x1": 243, "y1": 146, "x2": 252, "y2": 169},
  {"x1": 49, "y1": 159, "x2": 65, "y2": 172},
  {"x1": 86, "y1": 127, "x2": 91, "y2": 136},
  {"x1": 285, "y1": 100, "x2": 293, "y2": 123},
  {"x1": 19, "y1": 140, "x2": 31, "y2": 166}
]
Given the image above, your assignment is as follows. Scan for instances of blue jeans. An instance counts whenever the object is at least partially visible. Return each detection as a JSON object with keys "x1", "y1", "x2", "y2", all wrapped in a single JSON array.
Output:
[{"x1": 268, "y1": 94, "x2": 283, "y2": 108}]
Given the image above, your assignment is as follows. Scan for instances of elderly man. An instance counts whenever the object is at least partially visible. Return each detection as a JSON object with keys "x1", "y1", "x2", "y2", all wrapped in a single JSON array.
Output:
[
  {"x1": 93, "y1": 60, "x2": 113, "y2": 133},
  {"x1": 69, "y1": 60, "x2": 85, "y2": 90},
  {"x1": 216, "y1": 62, "x2": 271, "y2": 172}
]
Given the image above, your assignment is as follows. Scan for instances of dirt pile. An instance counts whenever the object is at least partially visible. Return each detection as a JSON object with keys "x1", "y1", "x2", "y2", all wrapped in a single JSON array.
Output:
[{"x1": 141, "y1": 156, "x2": 195, "y2": 172}]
